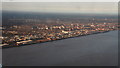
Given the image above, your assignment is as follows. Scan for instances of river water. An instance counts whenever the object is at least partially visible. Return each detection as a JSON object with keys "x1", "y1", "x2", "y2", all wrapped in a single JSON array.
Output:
[{"x1": 3, "y1": 31, "x2": 118, "y2": 66}]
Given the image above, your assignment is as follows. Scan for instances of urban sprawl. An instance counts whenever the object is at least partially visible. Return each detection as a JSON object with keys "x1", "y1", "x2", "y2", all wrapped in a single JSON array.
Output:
[{"x1": 1, "y1": 18, "x2": 118, "y2": 48}]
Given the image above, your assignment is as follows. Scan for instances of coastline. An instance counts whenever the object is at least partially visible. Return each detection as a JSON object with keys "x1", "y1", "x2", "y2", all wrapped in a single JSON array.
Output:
[
  {"x1": 3, "y1": 29, "x2": 118, "y2": 66},
  {"x1": 2, "y1": 30, "x2": 117, "y2": 49}
]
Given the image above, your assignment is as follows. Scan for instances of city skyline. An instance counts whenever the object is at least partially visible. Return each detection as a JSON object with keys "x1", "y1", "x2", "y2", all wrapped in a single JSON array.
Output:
[{"x1": 2, "y1": 2, "x2": 118, "y2": 66}]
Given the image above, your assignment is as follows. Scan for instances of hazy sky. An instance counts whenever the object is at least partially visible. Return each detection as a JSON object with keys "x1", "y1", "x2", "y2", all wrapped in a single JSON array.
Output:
[{"x1": 2, "y1": 2, "x2": 118, "y2": 14}]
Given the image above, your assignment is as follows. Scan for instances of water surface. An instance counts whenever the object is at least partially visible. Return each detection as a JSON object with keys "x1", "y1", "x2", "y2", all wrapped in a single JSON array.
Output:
[{"x1": 3, "y1": 31, "x2": 118, "y2": 66}]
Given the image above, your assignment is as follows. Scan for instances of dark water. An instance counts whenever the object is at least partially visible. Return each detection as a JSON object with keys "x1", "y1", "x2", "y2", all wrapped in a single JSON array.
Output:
[{"x1": 3, "y1": 31, "x2": 118, "y2": 66}]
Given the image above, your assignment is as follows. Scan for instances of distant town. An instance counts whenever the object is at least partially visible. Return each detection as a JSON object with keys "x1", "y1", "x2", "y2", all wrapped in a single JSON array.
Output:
[{"x1": 1, "y1": 16, "x2": 118, "y2": 48}]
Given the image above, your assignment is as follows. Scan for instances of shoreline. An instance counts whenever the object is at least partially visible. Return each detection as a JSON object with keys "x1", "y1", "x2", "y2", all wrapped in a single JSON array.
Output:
[{"x1": 2, "y1": 30, "x2": 117, "y2": 49}]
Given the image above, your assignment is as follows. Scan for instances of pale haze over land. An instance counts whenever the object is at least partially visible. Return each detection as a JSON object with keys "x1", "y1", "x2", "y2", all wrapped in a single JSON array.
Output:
[{"x1": 2, "y1": 2, "x2": 118, "y2": 14}]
